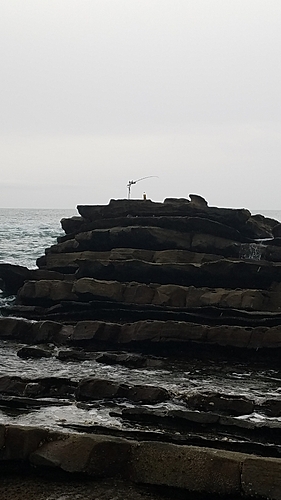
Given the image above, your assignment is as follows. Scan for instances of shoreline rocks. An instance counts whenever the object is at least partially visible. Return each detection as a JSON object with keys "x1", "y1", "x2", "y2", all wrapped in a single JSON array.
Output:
[
  {"x1": 0, "y1": 423, "x2": 280, "y2": 498},
  {"x1": 2, "y1": 195, "x2": 281, "y2": 498}
]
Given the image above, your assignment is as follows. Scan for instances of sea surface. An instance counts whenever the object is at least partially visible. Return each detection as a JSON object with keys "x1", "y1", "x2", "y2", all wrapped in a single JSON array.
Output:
[
  {"x1": 0, "y1": 208, "x2": 76, "y2": 309},
  {"x1": 0, "y1": 208, "x2": 77, "y2": 269}
]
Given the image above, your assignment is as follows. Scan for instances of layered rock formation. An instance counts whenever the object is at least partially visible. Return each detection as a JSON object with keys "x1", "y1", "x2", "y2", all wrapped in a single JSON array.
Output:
[{"x1": 1, "y1": 195, "x2": 281, "y2": 498}]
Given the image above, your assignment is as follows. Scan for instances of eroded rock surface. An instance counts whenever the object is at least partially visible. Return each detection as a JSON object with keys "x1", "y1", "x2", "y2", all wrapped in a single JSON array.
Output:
[{"x1": 1, "y1": 195, "x2": 281, "y2": 498}]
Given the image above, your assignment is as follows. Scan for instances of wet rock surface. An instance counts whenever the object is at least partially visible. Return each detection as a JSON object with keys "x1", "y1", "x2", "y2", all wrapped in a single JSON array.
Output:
[
  {"x1": 0, "y1": 473, "x2": 172, "y2": 500},
  {"x1": 2, "y1": 196, "x2": 281, "y2": 498}
]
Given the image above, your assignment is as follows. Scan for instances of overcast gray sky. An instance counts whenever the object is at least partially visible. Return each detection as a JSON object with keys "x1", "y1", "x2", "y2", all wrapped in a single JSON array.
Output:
[{"x1": 1, "y1": 0, "x2": 281, "y2": 209}]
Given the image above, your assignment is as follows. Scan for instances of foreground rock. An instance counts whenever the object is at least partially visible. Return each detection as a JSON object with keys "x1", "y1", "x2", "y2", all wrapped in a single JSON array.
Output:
[
  {"x1": 2, "y1": 316, "x2": 281, "y2": 350},
  {"x1": 0, "y1": 474, "x2": 167, "y2": 500},
  {"x1": 0, "y1": 424, "x2": 281, "y2": 498},
  {"x1": 0, "y1": 263, "x2": 66, "y2": 294}
]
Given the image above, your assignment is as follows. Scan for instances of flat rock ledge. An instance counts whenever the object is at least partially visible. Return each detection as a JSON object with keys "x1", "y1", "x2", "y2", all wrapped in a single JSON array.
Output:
[
  {"x1": 14, "y1": 277, "x2": 281, "y2": 312},
  {"x1": 2, "y1": 316, "x2": 281, "y2": 350},
  {"x1": 0, "y1": 424, "x2": 280, "y2": 499}
]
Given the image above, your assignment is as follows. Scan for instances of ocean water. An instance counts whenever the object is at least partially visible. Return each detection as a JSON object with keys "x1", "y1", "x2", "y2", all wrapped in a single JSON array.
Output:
[
  {"x1": 0, "y1": 208, "x2": 76, "y2": 308},
  {"x1": 0, "y1": 208, "x2": 76, "y2": 269}
]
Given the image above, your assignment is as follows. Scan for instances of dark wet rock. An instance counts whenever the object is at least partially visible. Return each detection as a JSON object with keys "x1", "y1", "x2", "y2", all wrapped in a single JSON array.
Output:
[
  {"x1": 17, "y1": 280, "x2": 78, "y2": 306},
  {"x1": 23, "y1": 382, "x2": 46, "y2": 397},
  {"x1": 0, "y1": 317, "x2": 65, "y2": 345},
  {"x1": 120, "y1": 407, "x2": 168, "y2": 421},
  {"x1": 17, "y1": 277, "x2": 270, "y2": 311},
  {"x1": 0, "y1": 395, "x2": 71, "y2": 408},
  {"x1": 3, "y1": 316, "x2": 281, "y2": 351},
  {"x1": 0, "y1": 264, "x2": 30, "y2": 294},
  {"x1": 75, "y1": 226, "x2": 193, "y2": 253},
  {"x1": 37, "y1": 377, "x2": 77, "y2": 398},
  {"x1": 1, "y1": 423, "x2": 281, "y2": 499},
  {"x1": 70, "y1": 320, "x2": 119, "y2": 342},
  {"x1": 0, "y1": 473, "x2": 172, "y2": 500},
  {"x1": 60, "y1": 215, "x2": 245, "y2": 244},
  {"x1": 241, "y1": 215, "x2": 275, "y2": 239},
  {"x1": 169, "y1": 409, "x2": 220, "y2": 424},
  {"x1": 96, "y1": 352, "x2": 163, "y2": 369},
  {"x1": 264, "y1": 244, "x2": 281, "y2": 261},
  {"x1": 130, "y1": 440, "x2": 242, "y2": 495},
  {"x1": 189, "y1": 194, "x2": 208, "y2": 207},
  {"x1": 119, "y1": 406, "x2": 281, "y2": 445},
  {"x1": 0, "y1": 317, "x2": 34, "y2": 341},
  {"x1": 272, "y1": 223, "x2": 281, "y2": 238},
  {"x1": 0, "y1": 376, "x2": 27, "y2": 396},
  {"x1": 250, "y1": 213, "x2": 279, "y2": 235},
  {"x1": 76, "y1": 379, "x2": 121, "y2": 400},
  {"x1": 30, "y1": 433, "x2": 132, "y2": 476},
  {"x1": 121, "y1": 407, "x2": 221, "y2": 426},
  {"x1": 17, "y1": 346, "x2": 53, "y2": 359},
  {"x1": 49, "y1": 224, "x2": 247, "y2": 261},
  {"x1": 57, "y1": 349, "x2": 89, "y2": 361},
  {"x1": 7, "y1": 300, "x2": 281, "y2": 327},
  {"x1": 32, "y1": 320, "x2": 63, "y2": 343},
  {"x1": 185, "y1": 393, "x2": 255, "y2": 416},
  {"x1": 0, "y1": 375, "x2": 77, "y2": 398},
  {"x1": 68, "y1": 226, "x2": 245, "y2": 259},
  {"x1": 76, "y1": 378, "x2": 169, "y2": 403},
  {"x1": 36, "y1": 254, "x2": 47, "y2": 268},
  {"x1": 260, "y1": 399, "x2": 281, "y2": 417},
  {"x1": 0, "y1": 316, "x2": 273, "y2": 350},
  {"x1": 241, "y1": 455, "x2": 281, "y2": 499},
  {"x1": 270, "y1": 237, "x2": 281, "y2": 247},
  {"x1": 77, "y1": 198, "x2": 251, "y2": 232},
  {"x1": 46, "y1": 238, "x2": 80, "y2": 254},
  {"x1": 123, "y1": 385, "x2": 169, "y2": 404},
  {"x1": 0, "y1": 263, "x2": 66, "y2": 294},
  {"x1": 61, "y1": 215, "x2": 89, "y2": 234},
  {"x1": 1, "y1": 426, "x2": 49, "y2": 461},
  {"x1": 39, "y1": 248, "x2": 222, "y2": 273},
  {"x1": 75, "y1": 258, "x2": 281, "y2": 290}
]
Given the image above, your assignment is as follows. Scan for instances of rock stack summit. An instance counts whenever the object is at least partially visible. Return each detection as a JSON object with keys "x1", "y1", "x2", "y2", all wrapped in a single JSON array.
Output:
[{"x1": 1, "y1": 195, "x2": 281, "y2": 499}]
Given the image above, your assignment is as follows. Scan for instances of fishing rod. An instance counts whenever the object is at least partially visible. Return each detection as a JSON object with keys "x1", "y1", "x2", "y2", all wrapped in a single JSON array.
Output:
[{"x1": 127, "y1": 175, "x2": 158, "y2": 200}]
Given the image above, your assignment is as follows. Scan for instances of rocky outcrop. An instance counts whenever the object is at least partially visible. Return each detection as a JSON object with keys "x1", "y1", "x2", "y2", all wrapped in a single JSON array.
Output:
[
  {"x1": 2, "y1": 316, "x2": 281, "y2": 350},
  {"x1": 15, "y1": 277, "x2": 279, "y2": 311},
  {"x1": 0, "y1": 263, "x2": 66, "y2": 294},
  {"x1": 37, "y1": 248, "x2": 222, "y2": 273},
  {"x1": 2, "y1": 195, "x2": 281, "y2": 497},
  {"x1": 0, "y1": 423, "x2": 281, "y2": 498},
  {"x1": 61, "y1": 215, "x2": 246, "y2": 242},
  {"x1": 76, "y1": 198, "x2": 251, "y2": 226},
  {"x1": 75, "y1": 258, "x2": 281, "y2": 289}
]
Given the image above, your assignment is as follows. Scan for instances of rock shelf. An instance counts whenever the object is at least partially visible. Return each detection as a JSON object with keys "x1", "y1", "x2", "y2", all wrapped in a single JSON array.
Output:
[
  {"x1": 0, "y1": 424, "x2": 281, "y2": 498},
  {"x1": 2, "y1": 196, "x2": 281, "y2": 498}
]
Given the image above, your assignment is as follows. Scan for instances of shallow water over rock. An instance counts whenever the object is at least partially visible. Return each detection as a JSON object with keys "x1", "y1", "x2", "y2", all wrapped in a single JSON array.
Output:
[{"x1": 0, "y1": 339, "x2": 281, "y2": 438}]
